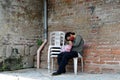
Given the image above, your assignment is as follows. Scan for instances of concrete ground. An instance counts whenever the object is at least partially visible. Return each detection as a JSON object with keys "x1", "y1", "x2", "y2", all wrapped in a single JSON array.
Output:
[{"x1": 0, "y1": 68, "x2": 120, "y2": 80}]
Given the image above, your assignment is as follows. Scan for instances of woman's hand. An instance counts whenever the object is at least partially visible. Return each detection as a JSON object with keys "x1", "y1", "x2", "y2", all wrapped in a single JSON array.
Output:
[{"x1": 69, "y1": 41, "x2": 73, "y2": 46}]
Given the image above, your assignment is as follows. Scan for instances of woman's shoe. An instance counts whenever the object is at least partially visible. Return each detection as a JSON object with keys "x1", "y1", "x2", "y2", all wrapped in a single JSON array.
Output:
[{"x1": 52, "y1": 72, "x2": 61, "y2": 76}]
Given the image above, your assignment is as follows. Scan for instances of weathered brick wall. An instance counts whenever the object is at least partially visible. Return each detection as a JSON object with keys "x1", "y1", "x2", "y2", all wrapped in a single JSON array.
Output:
[
  {"x1": 41, "y1": 0, "x2": 120, "y2": 73},
  {"x1": 0, "y1": 0, "x2": 43, "y2": 70}
]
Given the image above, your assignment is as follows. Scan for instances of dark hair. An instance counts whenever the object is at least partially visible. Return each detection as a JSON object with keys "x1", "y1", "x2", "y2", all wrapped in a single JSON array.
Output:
[{"x1": 65, "y1": 32, "x2": 75, "y2": 41}]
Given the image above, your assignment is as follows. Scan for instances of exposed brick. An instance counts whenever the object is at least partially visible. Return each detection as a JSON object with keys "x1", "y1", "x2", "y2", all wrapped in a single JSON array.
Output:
[
  {"x1": 92, "y1": 61, "x2": 105, "y2": 64},
  {"x1": 111, "y1": 49, "x2": 120, "y2": 54},
  {"x1": 42, "y1": 0, "x2": 120, "y2": 73},
  {"x1": 105, "y1": 62, "x2": 119, "y2": 65},
  {"x1": 114, "y1": 55, "x2": 120, "y2": 61},
  {"x1": 84, "y1": 65, "x2": 101, "y2": 73},
  {"x1": 64, "y1": 0, "x2": 72, "y2": 3},
  {"x1": 100, "y1": 56, "x2": 114, "y2": 61},
  {"x1": 101, "y1": 68, "x2": 115, "y2": 73}
]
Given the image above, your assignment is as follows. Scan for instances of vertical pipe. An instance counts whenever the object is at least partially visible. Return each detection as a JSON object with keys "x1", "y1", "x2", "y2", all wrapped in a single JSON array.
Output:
[{"x1": 44, "y1": 0, "x2": 47, "y2": 40}]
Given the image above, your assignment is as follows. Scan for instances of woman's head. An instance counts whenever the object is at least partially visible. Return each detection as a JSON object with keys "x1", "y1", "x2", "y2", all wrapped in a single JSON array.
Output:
[{"x1": 65, "y1": 32, "x2": 75, "y2": 41}]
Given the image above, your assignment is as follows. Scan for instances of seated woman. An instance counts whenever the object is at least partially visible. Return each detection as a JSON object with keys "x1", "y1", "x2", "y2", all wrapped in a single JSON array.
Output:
[{"x1": 52, "y1": 32, "x2": 84, "y2": 76}]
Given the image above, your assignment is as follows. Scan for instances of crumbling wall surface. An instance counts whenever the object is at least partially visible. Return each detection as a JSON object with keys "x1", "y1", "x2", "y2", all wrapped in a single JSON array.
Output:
[
  {"x1": 42, "y1": 0, "x2": 120, "y2": 73},
  {"x1": 0, "y1": 0, "x2": 43, "y2": 71}
]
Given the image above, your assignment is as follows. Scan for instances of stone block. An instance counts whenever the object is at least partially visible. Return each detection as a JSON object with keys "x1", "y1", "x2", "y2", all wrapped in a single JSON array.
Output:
[
  {"x1": 24, "y1": 45, "x2": 30, "y2": 56},
  {"x1": 5, "y1": 45, "x2": 12, "y2": 58},
  {"x1": 0, "y1": 46, "x2": 6, "y2": 58},
  {"x1": 30, "y1": 45, "x2": 38, "y2": 56},
  {"x1": 11, "y1": 45, "x2": 24, "y2": 57},
  {"x1": 22, "y1": 55, "x2": 34, "y2": 68}
]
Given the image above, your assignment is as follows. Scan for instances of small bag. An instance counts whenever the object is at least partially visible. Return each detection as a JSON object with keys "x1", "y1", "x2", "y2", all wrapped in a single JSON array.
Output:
[{"x1": 61, "y1": 45, "x2": 72, "y2": 52}]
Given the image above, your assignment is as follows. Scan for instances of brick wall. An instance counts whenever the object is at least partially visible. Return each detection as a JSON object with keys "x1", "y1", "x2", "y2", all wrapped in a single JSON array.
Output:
[
  {"x1": 40, "y1": 0, "x2": 120, "y2": 73},
  {"x1": 0, "y1": 0, "x2": 43, "y2": 70}
]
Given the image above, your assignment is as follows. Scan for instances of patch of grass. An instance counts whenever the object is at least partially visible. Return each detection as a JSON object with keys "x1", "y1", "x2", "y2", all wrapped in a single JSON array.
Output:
[{"x1": 36, "y1": 39, "x2": 43, "y2": 46}]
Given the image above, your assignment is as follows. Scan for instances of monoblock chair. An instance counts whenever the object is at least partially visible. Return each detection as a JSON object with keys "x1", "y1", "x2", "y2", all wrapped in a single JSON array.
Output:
[
  {"x1": 73, "y1": 53, "x2": 84, "y2": 75},
  {"x1": 47, "y1": 31, "x2": 65, "y2": 72}
]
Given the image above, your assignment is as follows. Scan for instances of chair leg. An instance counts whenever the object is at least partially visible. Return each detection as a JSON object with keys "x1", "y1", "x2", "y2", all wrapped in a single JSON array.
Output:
[
  {"x1": 48, "y1": 58, "x2": 50, "y2": 73},
  {"x1": 81, "y1": 57, "x2": 84, "y2": 72},
  {"x1": 48, "y1": 61, "x2": 50, "y2": 73},
  {"x1": 48, "y1": 49, "x2": 50, "y2": 73},
  {"x1": 73, "y1": 58, "x2": 78, "y2": 75},
  {"x1": 51, "y1": 58, "x2": 53, "y2": 71},
  {"x1": 51, "y1": 58, "x2": 54, "y2": 71}
]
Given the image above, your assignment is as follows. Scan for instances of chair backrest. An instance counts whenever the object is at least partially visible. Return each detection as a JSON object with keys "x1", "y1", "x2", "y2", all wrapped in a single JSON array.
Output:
[{"x1": 49, "y1": 31, "x2": 65, "y2": 47}]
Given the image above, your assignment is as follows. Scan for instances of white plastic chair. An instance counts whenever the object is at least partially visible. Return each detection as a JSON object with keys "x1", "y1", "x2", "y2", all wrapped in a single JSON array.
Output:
[
  {"x1": 73, "y1": 53, "x2": 84, "y2": 75},
  {"x1": 47, "y1": 31, "x2": 65, "y2": 72},
  {"x1": 47, "y1": 31, "x2": 84, "y2": 75}
]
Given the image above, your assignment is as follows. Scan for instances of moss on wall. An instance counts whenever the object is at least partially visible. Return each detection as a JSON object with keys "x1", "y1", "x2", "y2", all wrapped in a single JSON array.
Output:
[{"x1": 0, "y1": 56, "x2": 23, "y2": 71}]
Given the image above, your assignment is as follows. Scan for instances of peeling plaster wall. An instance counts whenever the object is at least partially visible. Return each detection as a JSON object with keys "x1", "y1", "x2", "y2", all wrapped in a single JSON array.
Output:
[{"x1": 0, "y1": 0, "x2": 43, "y2": 70}]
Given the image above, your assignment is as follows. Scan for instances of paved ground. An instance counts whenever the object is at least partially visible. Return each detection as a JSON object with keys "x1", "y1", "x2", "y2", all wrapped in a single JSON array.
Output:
[{"x1": 0, "y1": 68, "x2": 120, "y2": 80}]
